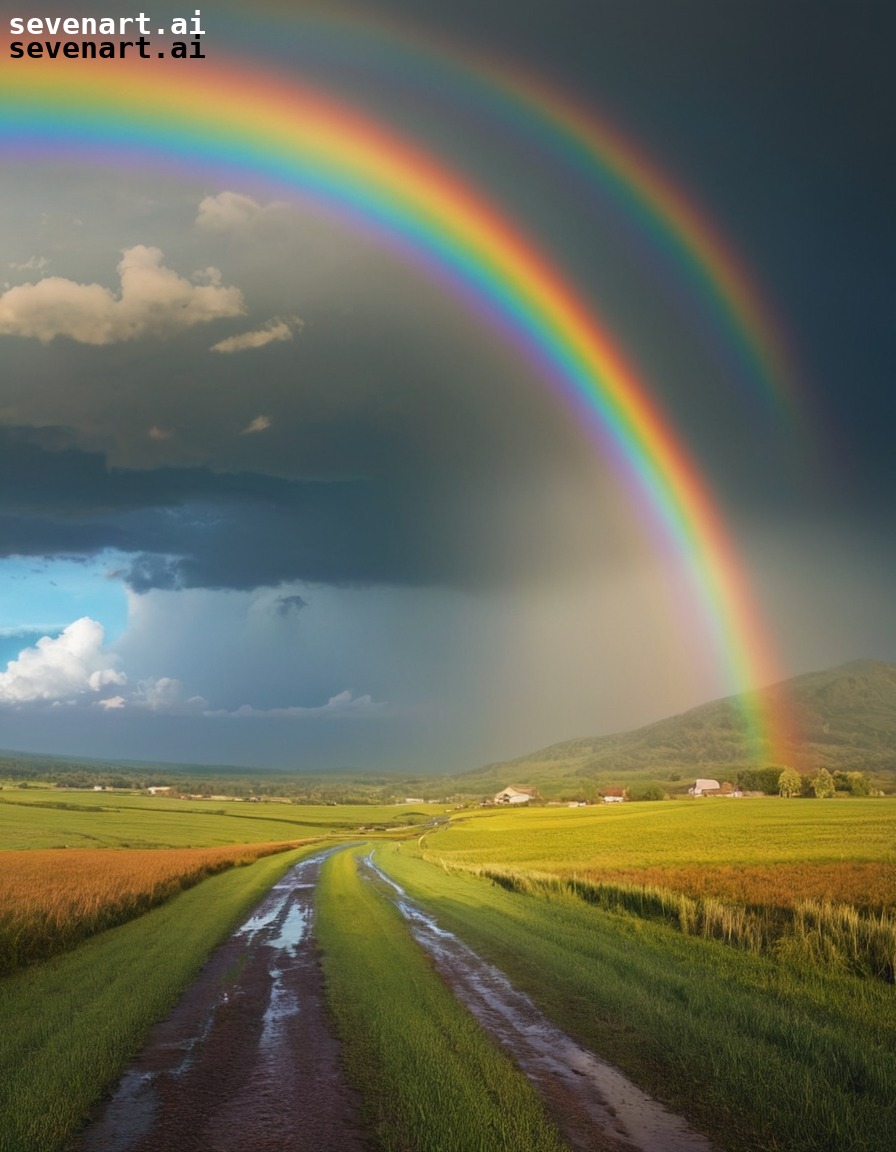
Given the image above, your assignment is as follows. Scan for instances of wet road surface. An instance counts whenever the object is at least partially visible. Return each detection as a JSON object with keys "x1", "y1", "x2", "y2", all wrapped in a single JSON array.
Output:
[
  {"x1": 72, "y1": 845, "x2": 716, "y2": 1152},
  {"x1": 362, "y1": 852, "x2": 716, "y2": 1152},
  {"x1": 74, "y1": 852, "x2": 368, "y2": 1152}
]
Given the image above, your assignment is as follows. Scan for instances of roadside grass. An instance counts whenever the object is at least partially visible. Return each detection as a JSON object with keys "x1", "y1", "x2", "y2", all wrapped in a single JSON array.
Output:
[
  {"x1": 0, "y1": 842, "x2": 301, "y2": 975},
  {"x1": 0, "y1": 845, "x2": 314, "y2": 1152},
  {"x1": 438, "y1": 861, "x2": 896, "y2": 982},
  {"x1": 422, "y1": 802, "x2": 896, "y2": 979},
  {"x1": 0, "y1": 790, "x2": 438, "y2": 850},
  {"x1": 377, "y1": 843, "x2": 896, "y2": 1152},
  {"x1": 316, "y1": 846, "x2": 570, "y2": 1152}
]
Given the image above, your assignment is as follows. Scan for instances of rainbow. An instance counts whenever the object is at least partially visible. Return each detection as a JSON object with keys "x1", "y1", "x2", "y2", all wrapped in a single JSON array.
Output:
[
  {"x1": 220, "y1": 2, "x2": 803, "y2": 422},
  {"x1": 0, "y1": 51, "x2": 792, "y2": 761}
]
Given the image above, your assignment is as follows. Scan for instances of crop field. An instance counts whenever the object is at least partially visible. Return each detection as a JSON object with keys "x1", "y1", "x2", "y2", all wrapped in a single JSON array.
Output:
[
  {"x1": 424, "y1": 801, "x2": 896, "y2": 907},
  {"x1": 0, "y1": 792, "x2": 441, "y2": 977},
  {"x1": 544, "y1": 860, "x2": 896, "y2": 909},
  {"x1": 424, "y1": 798, "x2": 896, "y2": 873},
  {"x1": 0, "y1": 842, "x2": 299, "y2": 974},
  {"x1": 0, "y1": 789, "x2": 440, "y2": 849},
  {"x1": 420, "y1": 800, "x2": 896, "y2": 982}
]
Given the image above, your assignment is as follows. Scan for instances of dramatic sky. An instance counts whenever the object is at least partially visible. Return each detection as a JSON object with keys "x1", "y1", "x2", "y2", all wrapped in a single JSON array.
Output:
[{"x1": 0, "y1": 1, "x2": 893, "y2": 771}]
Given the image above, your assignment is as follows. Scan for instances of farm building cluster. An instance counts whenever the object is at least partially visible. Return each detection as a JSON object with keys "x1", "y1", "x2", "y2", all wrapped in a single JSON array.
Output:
[{"x1": 688, "y1": 779, "x2": 742, "y2": 797}]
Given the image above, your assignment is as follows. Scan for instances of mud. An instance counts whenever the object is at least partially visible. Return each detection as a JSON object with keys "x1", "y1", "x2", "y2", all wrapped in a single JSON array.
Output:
[
  {"x1": 362, "y1": 853, "x2": 716, "y2": 1152},
  {"x1": 73, "y1": 853, "x2": 368, "y2": 1152}
]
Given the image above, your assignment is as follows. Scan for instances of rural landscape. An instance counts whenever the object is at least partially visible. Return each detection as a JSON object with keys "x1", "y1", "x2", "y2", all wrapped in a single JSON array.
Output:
[
  {"x1": 1, "y1": 659, "x2": 895, "y2": 1151},
  {"x1": 2, "y1": 2, "x2": 894, "y2": 1150}
]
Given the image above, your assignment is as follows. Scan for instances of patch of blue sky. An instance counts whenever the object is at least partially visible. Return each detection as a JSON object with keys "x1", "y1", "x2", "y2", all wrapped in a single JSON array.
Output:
[{"x1": 0, "y1": 551, "x2": 129, "y2": 659}]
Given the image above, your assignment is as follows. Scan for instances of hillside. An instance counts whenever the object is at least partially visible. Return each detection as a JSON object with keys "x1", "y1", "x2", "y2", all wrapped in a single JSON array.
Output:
[
  {"x1": 3, "y1": 661, "x2": 894, "y2": 802},
  {"x1": 457, "y1": 660, "x2": 896, "y2": 796}
]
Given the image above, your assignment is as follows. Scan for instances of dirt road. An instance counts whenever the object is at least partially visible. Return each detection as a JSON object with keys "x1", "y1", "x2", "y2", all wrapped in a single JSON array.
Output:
[
  {"x1": 73, "y1": 852, "x2": 368, "y2": 1152},
  {"x1": 73, "y1": 846, "x2": 715, "y2": 1152},
  {"x1": 362, "y1": 852, "x2": 716, "y2": 1152}
]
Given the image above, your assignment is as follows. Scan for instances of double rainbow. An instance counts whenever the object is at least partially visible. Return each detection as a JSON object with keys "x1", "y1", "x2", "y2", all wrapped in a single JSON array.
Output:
[
  {"x1": 225, "y1": 1, "x2": 802, "y2": 421},
  {"x1": 0, "y1": 49, "x2": 793, "y2": 762}
]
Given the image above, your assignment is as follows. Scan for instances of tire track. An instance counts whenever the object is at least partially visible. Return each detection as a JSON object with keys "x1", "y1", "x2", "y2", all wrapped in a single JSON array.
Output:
[
  {"x1": 362, "y1": 852, "x2": 716, "y2": 1152},
  {"x1": 74, "y1": 851, "x2": 368, "y2": 1152}
]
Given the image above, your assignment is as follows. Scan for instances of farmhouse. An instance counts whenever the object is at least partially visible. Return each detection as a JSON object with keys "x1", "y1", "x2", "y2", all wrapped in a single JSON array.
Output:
[
  {"x1": 494, "y1": 786, "x2": 536, "y2": 805},
  {"x1": 689, "y1": 779, "x2": 721, "y2": 796},
  {"x1": 602, "y1": 789, "x2": 626, "y2": 803}
]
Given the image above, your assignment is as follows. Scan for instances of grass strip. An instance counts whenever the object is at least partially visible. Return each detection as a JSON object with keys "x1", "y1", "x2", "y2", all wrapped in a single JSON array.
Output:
[
  {"x1": 434, "y1": 859, "x2": 896, "y2": 982},
  {"x1": 317, "y1": 846, "x2": 570, "y2": 1152},
  {"x1": 379, "y1": 843, "x2": 896, "y2": 1152},
  {"x1": 0, "y1": 844, "x2": 316, "y2": 1152}
]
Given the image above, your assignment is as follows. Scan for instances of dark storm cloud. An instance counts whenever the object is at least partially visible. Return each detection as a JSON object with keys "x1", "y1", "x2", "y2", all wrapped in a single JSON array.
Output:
[
  {"x1": 364, "y1": 0, "x2": 896, "y2": 513},
  {"x1": 0, "y1": 426, "x2": 575, "y2": 591},
  {"x1": 1, "y1": 2, "x2": 890, "y2": 587}
]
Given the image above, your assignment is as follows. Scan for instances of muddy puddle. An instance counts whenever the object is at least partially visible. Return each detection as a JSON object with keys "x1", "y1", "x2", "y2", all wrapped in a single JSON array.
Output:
[
  {"x1": 73, "y1": 852, "x2": 368, "y2": 1152},
  {"x1": 362, "y1": 852, "x2": 716, "y2": 1152}
]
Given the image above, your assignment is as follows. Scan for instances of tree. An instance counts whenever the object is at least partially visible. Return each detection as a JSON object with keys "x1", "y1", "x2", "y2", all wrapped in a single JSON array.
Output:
[
  {"x1": 847, "y1": 772, "x2": 872, "y2": 796},
  {"x1": 833, "y1": 770, "x2": 872, "y2": 796},
  {"x1": 778, "y1": 767, "x2": 802, "y2": 798},
  {"x1": 628, "y1": 781, "x2": 666, "y2": 801},
  {"x1": 738, "y1": 766, "x2": 785, "y2": 794},
  {"x1": 809, "y1": 768, "x2": 836, "y2": 798}
]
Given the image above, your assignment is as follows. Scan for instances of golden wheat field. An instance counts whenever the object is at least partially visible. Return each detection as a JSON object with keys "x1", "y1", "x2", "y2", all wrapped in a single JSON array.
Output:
[
  {"x1": 565, "y1": 861, "x2": 896, "y2": 910},
  {"x1": 0, "y1": 842, "x2": 300, "y2": 974}
]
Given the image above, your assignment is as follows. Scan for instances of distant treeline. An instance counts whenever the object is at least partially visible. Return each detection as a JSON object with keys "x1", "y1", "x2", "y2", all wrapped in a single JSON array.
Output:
[
  {"x1": 0, "y1": 753, "x2": 877, "y2": 807},
  {"x1": 0, "y1": 754, "x2": 444, "y2": 805},
  {"x1": 736, "y1": 766, "x2": 874, "y2": 797}
]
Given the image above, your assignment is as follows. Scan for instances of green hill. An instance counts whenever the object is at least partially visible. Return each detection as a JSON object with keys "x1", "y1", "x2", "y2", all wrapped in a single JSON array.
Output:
[
  {"x1": 455, "y1": 660, "x2": 896, "y2": 798},
  {"x1": 3, "y1": 661, "x2": 894, "y2": 802}
]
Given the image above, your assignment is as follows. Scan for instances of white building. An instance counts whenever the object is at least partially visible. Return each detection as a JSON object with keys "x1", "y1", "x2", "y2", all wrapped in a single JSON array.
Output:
[{"x1": 493, "y1": 786, "x2": 536, "y2": 805}]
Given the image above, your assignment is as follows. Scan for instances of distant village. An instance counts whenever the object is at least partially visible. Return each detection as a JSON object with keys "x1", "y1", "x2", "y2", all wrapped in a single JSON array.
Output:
[
  {"x1": 135, "y1": 781, "x2": 739, "y2": 806},
  {"x1": 488, "y1": 779, "x2": 740, "y2": 806}
]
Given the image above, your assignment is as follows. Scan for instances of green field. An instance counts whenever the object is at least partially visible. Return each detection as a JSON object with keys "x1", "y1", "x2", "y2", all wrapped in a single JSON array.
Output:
[
  {"x1": 2, "y1": 792, "x2": 894, "y2": 1151},
  {"x1": 0, "y1": 789, "x2": 440, "y2": 849},
  {"x1": 418, "y1": 799, "x2": 896, "y2": 982},
  {"x1": 421, "y1": 798, "x2": 896, "y2": 869}
]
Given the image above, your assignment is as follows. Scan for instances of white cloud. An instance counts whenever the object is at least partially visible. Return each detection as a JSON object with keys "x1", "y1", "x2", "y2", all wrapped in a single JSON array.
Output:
[
  {"x1": 135, "y1": 676, "x2": 184, "y2": 711},
  {"x1": 241, "y1": 415, "x2": 272, "y2": 435},
  {"x1": 196, "y1": 191, "x2": 264, "y2": 231},
  {"x1": 9, "y1": 255, "x2": 49, "y2": 274},
  {"x1": 123, "y1": 672, "x2": 207, "y2": 709},
  {"x1": 0, "y1": 246, "x2": 245, "y2": 345},
  {"x1": 96, "y1": 695, "x2": 127, "y2": 710},
  {"x1": 210, "y1": 318, "x2": 296, "y2": 355},
  {"x1": 0, "y1": 618, "x2": 126, "y2": 705},
  {"x1": 190, "y1": 266, "x2": 225, "y2": 286},
  {"x1": 133, "y1": 676, "x2": 209, "y2": 713},
  {"x1": 195, "y1": 191, "x2": 291, "y2": 233},
  {"x1": 0, "y1": 622, "x2": 214, "y2": 713},
  {"x1": 205, "y1": 690, "x2": 383, "y2": 719}
]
